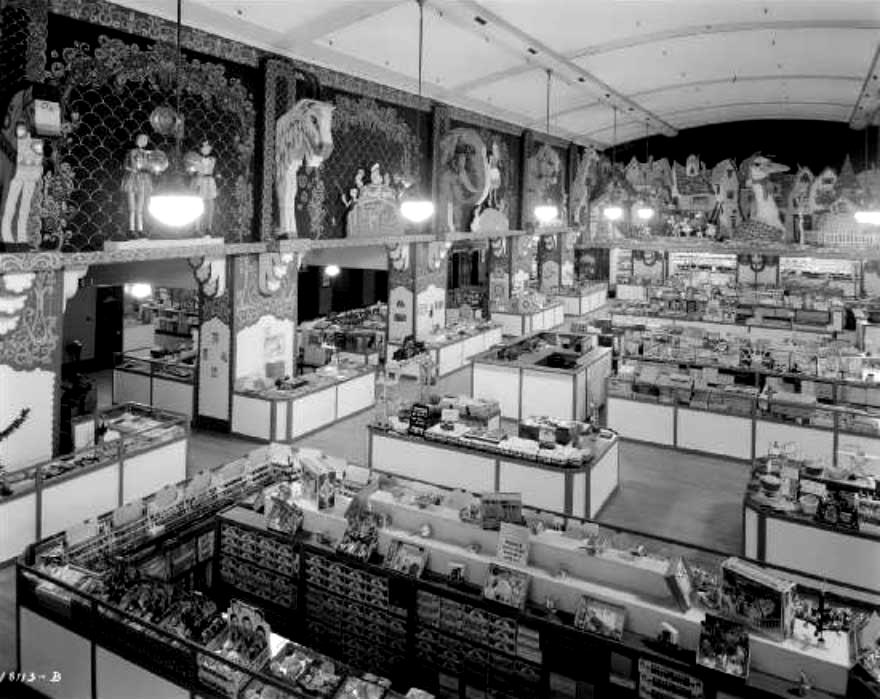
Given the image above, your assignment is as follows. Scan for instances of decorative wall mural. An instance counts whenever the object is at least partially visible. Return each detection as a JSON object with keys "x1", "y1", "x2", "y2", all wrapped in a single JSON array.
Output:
[
  {"x1": 43, "y1": 15, "x2": 257, "y2": 250},
  {"x1": 436, "y1": 128, "x2": 490, "y2": 232},
  {"x1": 525, "y1": 141, "x2": 566, "y2": 228},
  {"x1": 0, "y1": 270, "x2": 60, "y2": 371},
  {"x1": 571, "y1": 147, "x2": 600, "y2": 227},
  {"x1": 275, "y1": 98, "x2": 334, "y2": 236},
  {"x1": 233, "y1": 253, "x2": 297, "y2": 329},
  {"x1": 345, "y1": 162, "x2": 405, "y2": 238},
  {"x1": 309, "y1": 92, "x2": 425, "y2": 239}
]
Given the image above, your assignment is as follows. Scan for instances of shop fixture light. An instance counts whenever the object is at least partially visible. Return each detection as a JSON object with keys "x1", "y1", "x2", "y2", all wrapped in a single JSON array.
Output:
[
  {"x1": 400, "y1": 0, "x2": 434, "y2": 224},
  {"x1": 602, "y1": 106, "x2": 626, "y2": 223},
  {"x1": 855, "y1": 210, "x2": 880, "y2": 225},
  {"x1": 603, "y1": 206, "x2": 624, "y2": 221},
  {"x1": 126, "y1": 283, "x2": 153, "y2": 299},
  {"x1": 147, "y1": 0, "x2": 204, "y2": 228},
  {"x1": 324, "y1": 264, "x2": 341, "y2": 278},
  {"x1": 533, "y1": 69, "x2": 559, "y2": 225},
  {"x1": 635, "y1": 121, "x2": 655, "y2": 222}
]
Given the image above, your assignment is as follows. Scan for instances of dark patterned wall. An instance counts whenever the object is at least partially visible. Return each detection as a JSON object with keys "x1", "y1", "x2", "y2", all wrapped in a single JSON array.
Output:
[
  {"x1": 232, "y1": 254, "x2": 298, "y2": 329},
  {"x1": 449, "y1": 119, "x2": 522, "y2": 231},
  {"x1": 296, "y1": 89, "x2": 431, "y2": 239},
  {"x1": 42, "y1": 14, "x2": 257, "y2": 250}
]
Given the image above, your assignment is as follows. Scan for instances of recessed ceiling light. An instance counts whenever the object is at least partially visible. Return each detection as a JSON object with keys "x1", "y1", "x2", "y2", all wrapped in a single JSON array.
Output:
[
  {"x1": 527, "y1": 47, "x2": 538, "y2": 55},
  {"x1": 474, "y1": 16, "x2": 487, "y2": 25}
]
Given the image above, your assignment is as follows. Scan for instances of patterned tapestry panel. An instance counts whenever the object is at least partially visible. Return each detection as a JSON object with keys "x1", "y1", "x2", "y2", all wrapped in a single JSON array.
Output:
[
  {"x1": 0, "y1": 270, "x2": 60, "y2": 372},
  {"x1": 232, "y1": 254, "x2": 298, "y2": 329},
  {"x1": 450, "y1": 119, "x2": 522, "y2": 229},
  {"x1": 44, "y1": 14, "x2": 257, "y2": 250},
  {"x1": 296, "y1": 88, "x2": 430, "y2": 239}
]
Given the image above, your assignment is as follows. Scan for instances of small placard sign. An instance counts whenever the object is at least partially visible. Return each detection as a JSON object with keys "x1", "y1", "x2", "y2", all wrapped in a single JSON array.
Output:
[{"x1": 409, "y1": 403, "x2": 431, "y2": 436}]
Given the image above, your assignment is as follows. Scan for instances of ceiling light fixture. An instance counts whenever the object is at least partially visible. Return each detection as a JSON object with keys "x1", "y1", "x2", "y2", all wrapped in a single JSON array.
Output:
[
  {"x1": 148, "y1": 0, "x2": 204, "y2": 228},
  {"x1": 324, "y1": 264, "x2": 341, "y2": 278},
  {"x1": 603, "y1": 106, "x2": 624, "y2": 221},
  {"x1": 400, "y1": 0, "x2": 435, "y2": 224},
  {"x1": 126, "y1": 283, "x2": 153, "y2": 300},
  {"x1": 533, "y1": 68, "x2": 559, "y2": 226},
  {"x1": 635, "y1": 120, "x2": 655, "y2": 222}
]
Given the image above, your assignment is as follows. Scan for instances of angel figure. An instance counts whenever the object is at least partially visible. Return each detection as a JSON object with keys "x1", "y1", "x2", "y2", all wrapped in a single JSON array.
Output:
[{"x1": 121, "y1": 133, "x2": 154, "y2": 236}]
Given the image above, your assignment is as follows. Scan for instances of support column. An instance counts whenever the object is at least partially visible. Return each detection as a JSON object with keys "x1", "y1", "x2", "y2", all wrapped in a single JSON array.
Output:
[
  {"x1": 488, "y1": 236, "x2": 511, "y2": 307},
  {"x1": 510, "y1": 234, "x2": 536, "y2": 296},
  {"x1": 538, "y1": 233, "x2": 562, "y2": 293},
  {"x1": 0, "y1": 262, "x2": 64, "y2": 469},
  {"x1": 387, "y1": 241, "x2": 447, "y2": 343}
]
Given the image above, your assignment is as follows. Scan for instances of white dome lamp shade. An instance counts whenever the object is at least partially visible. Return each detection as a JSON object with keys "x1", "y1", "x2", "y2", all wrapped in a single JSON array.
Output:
[
  {"x1": 603, "y1": 205, "x2": 624, "y2": 221},
  {"x1": 400, "y1": 0, "x2": 435, "y2": 225},
  {"x1": 636, "y1": 203, "x2": 655, "y2": 221},
  {"x1": 855, "y1": 210, "x2": 880, "y2": 225},
  {"x1": 147, "y1": 0, "x2": 204, "y2": 229},
  {"x1": 324, "y1": 264, "x2": 341, "y2": 278},
  {"x1": 533, "y1": 69, "x2": 560, "y2": 227}
]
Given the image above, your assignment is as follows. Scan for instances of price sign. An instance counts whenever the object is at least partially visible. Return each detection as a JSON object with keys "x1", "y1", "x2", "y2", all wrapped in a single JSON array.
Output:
[{"x1": 408, "y1": 403, "x2": 431, "y2": 436}]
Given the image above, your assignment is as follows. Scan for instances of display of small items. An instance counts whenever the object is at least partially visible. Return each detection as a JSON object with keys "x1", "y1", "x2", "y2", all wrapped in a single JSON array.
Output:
[
  {"x1": 573, "y1": 595, "x2": 627, "y2": 641},
  {"x1": 336, "y1": 509, "x2": 383, "y2": 561},
  {"x1": 260, "y1": 640, "x2": 346, "y2": 699},
  {"x1": 219, "y1": 520, "x2": 298, "y2": 609},
  {"x1": 483, "y1": 563, "x2": 530, "y2": 610},
  {"x1": 718, "y1": 557, "x2": 796, "y2": 640},
  {"x1": 696, "y1": 613, "x2": 750, "y2": 679},
  {"x1": 384, "y1": 539, "x2": 428, "y2": 578}
]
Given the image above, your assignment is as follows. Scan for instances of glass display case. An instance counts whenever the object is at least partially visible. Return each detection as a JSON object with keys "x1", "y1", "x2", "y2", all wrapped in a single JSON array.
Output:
[{"x1": 113, "y1": 348, "x2": 196, "y2": 419}]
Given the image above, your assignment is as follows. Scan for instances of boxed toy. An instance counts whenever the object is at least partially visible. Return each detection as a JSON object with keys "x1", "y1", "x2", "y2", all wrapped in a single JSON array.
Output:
[
  {"x1": 719, "y1": 557, "x2": 795, "y2": 640},
  {"x1": 301, "y1": 456, "x2": 336, "y2": 510}
]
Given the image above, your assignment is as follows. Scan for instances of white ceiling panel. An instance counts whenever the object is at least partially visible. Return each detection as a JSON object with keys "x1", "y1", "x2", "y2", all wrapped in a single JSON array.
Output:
[
  {"x1": 319, "y1": 3, "x2": 523, "y2": 88},
  {"x1": 465, "y1": 69, "x2": 591, "y2": 121},
  {"x1": 479, "y1": 0, "x2": 880, "y2": 58},
  {"x1": 576, "y1": 28, "x2": 877, "y2": 96}
]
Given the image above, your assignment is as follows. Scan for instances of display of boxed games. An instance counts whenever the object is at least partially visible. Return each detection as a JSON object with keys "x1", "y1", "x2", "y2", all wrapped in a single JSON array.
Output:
[
  {"x1": 719, "y1": 558, "x2": 796, "y2": 640},
  {"x1": 198, "y1": 601, "x2": 272, "y2": 698},
  {"x1": 384, "y1": 539, "x2": 429, "y2": 578},
  {"x1": 302, "y1": 457, "x2": 337, "y2": 510},
  {"x1": 637, "y1": 658, "x2": 705, "y2": 699},
  {"x1": 483, "y1": 563, "x2": 530, "y2": 610},
  {"x1": 696, "y1": 614, "x2": 750, "y2": 679},
  {"x1": 336, "y1": 510, "x2": 383, "y2": 561},
  {"x1": 480, "y1": 492, "x2": 523, "y2": 530},
  {"x1": 573, "y1": 595, "x2": 627, "y2": 641}
]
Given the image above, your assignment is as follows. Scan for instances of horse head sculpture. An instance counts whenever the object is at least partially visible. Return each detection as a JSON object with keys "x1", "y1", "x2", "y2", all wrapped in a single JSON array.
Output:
[{"x1": 275, "y1": 98, "x2": 335, "y2": 235}]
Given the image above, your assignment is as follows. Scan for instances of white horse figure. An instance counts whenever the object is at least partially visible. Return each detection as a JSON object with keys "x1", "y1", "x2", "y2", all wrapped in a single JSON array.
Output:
[{"x1": 275, "y1": 99, "x2": 335, "y2": 235}]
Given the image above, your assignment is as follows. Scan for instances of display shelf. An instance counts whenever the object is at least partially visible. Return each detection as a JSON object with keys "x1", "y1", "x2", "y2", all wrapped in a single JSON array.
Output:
[
  {"x1": 16, "y1": 442, "x2": 880, "y2": 698},
  {"x1": 472, "y1": 331, "x2": 612, "y2": 419},
  {"x1": 387, "y1": 322, "x2": 503, "y2": 379},
  {"x1": 0, "y1": 403, "x2": 188, "y2": 563},
  {"x1": 368, "y1": 425, "x2": 619, "y2": 519},
  {"x1": 232, "y1": 366, "x2": 376, "y2": 442},
  {"x1": 551, "y1": 282, "x2": 609, "y2": 317},
  {"x1": 490, "y1": 301, "x2": 565, "y2": 337},
  {"x1": 113, "y1": 351, "x2": 196, "y2": 420}
]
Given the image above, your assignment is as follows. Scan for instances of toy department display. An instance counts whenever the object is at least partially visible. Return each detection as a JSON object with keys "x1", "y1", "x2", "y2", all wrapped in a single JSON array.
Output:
[{"x1": 16, "y1": 440, "x2": 880, "y2": 698}]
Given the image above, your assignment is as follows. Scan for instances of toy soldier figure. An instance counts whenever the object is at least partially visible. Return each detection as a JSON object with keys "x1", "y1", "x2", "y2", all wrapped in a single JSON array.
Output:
[{"x1": 1, "y1": 122, "x2": 44, "y2": 245}]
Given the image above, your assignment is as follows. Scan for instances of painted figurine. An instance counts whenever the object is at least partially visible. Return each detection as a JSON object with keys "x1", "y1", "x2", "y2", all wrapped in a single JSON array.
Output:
[
  {"x1": 190, "y1": 140, "x2": 218, "y2": 234},
  {"x1": 121, "y1": 133, "x2": 154, "y2": 236},
  {"x1": 1, "y1": 122, "x2": 44, "y2": 245}
]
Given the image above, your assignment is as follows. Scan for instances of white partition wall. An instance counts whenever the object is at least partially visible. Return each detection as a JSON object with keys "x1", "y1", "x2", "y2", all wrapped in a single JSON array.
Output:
[
  {"x1": 677, "y1": 409, "x2": 753, "y2": 460},
  {"x1": 96, "y1": 648, "x2": 190, "y2": 699},
  {"x1": 607, "y1": 397, "x2": 675, "y2": 446},
  {"x1": 20, "y1": 609, "x2": 92, "y2": 699}
]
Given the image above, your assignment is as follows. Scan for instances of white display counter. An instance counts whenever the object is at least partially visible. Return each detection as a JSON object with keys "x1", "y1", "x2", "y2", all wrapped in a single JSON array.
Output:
[
  {"x1": 553, "y1": 283, "x2": 608, "y2": 317},
  {"x1": 743, "y1": 499, "x2": 880, "y2": 593},
  {"x1": 368, "y1": 427, "x2": 619, "y2": 519},
  {"x1": 472, "y1": 346, "x2": 612, "y2": 420},
  {"x1": 113, "y1": 354, "x2": 195, "y2": 421},
  {"x1": 388, "y1": 324, "x2": 503, "y2": 379},
  {"x1": 615, "y1": 283, "x2": 648, "y2": 301},
  {"x1": 0, "y1": 413, "x2": 188, "y2": 563},
  {"x1": 231, "y1": 369, "x2": 376, "y2": 442},
  {"x1": 491, "y1": 302, "x2": 565, "y2": 337}
]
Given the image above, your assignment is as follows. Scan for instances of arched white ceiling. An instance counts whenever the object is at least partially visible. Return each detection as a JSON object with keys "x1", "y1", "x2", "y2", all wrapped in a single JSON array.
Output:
[{"x1": 110, "y1": 0, "x2": 880, "y2": 147}]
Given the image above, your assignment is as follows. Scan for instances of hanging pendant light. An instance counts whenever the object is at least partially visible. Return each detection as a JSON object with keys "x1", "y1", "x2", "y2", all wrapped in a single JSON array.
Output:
[
  {"x1": 533, "y1": 69, "x2": 559, "y2": 226},
  {"x1": 603, "y1": 106, "x2": 624, "y2": 221},
  {"x1": 635, "y1": 120, "x2": 655, "y2": 221},
  {"x1": 400, "y1": 0, "x2": 435, "y2": 224},
  {"x1": 148, "y1": 0, "x2": 204, "y2": 228}
]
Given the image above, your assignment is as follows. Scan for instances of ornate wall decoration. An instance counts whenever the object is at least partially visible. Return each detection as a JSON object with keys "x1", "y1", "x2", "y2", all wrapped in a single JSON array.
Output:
[
  {"x1": 524, "y1": 141, "x2": 567, "y2": 228},
  {"x1": 1, "y1": 0, "x2": 47, "y2": 90},
  {"x1": 436, "y1": 128, "x2": 490, "y2": 233},
  {"x1": 312, "y1": 92, "x2": 425, "y2": 239},
  {"x1": 44, "y1": 15, "x2": 257, "y2": 250},
  {"x1": 188, "y1": 255, "x2": 226, "y2": 298},
  {"x1": 233, "y1": 253, "x2": 297, "y2": 329},
  {"x1": 49, "y1": 0, "x2": 260, "y2": 67},
  {"x1": 0, "y1": 270, "x2": 60, "y2": 370}
]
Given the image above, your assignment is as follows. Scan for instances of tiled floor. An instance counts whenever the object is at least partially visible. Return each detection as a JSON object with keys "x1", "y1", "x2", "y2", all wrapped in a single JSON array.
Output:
[{"x1": 0, "y1": 364, "x2": 750, "y2": 676}]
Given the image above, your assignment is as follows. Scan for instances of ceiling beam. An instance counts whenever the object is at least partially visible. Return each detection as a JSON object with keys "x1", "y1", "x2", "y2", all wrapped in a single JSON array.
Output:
[
  {"x1": 453, "y1": 18, "x2": 880, "y2": 93},
  {"x1": 538, "y1": 73, "x2": 863, "y2": 126},
  {"x1": 428, "y1": 0, "x2": 678, "y2": 138},
  {"x1": 849, "y1": 42, "x2": 880, "y2": 129},
  {"x1": 272, "y1": 1, "x2": 406, "y2": 50}
]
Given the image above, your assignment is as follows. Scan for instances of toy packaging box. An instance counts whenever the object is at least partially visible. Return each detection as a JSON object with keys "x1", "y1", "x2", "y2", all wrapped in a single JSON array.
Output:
[
  {"x1": 301, "y1": 457, "x2": 337, "y2": 510},
  {"x1": 719, "y1": 557, "x2": 795, "y2": 640}
]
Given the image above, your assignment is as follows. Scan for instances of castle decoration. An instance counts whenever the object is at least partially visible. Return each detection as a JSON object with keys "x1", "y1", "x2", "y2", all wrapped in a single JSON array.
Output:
[
  {"x1": 345, "y1": 163, "x2": 407, "y2": 238},
  {"x1": 436, "y1": 128, "x2": 491, "y2": 233},
  {"x1": 709, "y1": 159, "x2": 741, "y2": 235},
  {"x1": 785, "y1": 166, "x2": 815, "y2": 243},
  {"x1": 275, "y1": 99, "x2": 335, "y2": 236},
  {"x1": 671, "y1": 155, "x2": 714, "y2": 214},
  {"x1": 810, "y1": 167, "x2": 838, "y2": 214}
]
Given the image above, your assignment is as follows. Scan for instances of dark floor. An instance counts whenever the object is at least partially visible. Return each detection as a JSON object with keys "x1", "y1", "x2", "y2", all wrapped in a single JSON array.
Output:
[{"x1": 0, "y1": 364, "x2": 750, "y2": 674}]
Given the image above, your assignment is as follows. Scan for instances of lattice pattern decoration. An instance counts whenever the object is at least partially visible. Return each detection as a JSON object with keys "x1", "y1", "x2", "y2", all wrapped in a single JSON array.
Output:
[
  {"x1": 297, "y1": 90, "x2": 428, "y2": 239},
  {"x1": 44, "y1": 18, "x2": 256, "y2": 251}
]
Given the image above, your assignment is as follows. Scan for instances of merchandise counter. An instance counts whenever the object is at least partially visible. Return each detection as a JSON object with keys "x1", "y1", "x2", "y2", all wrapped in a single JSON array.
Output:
[
  {"x1": 232, "y1": 365, "x2": 376, "y2": 442},
  {"x1": 552, "y1": 282, "x2": 608, "y2": 317},
  {"x1": 490, "y1": 301, "x2": 565, "y2": 337},
  {"x1": 743, "y1": 497, "x2": 880, "y2": 592},
  {"x1": 607, "y1": 376, "x2": 880, "y2": 462},
  {"x1": 472, "y1": 338, "x2": 612, "y2": 420},
  {"x1": 16, "y1": 444, "x2": 880, "y2": 699},
  {"x1": 367, "y1": 425, "x2": 619, "y2": 519},
  {"x1": 113, "y1": 349, "x2": 196, "y2": 420},
  {"x1": 387, "y1": 323, "x2": 503, "y2": 378},
  {"x1": 0, "y1": 403, "x2": 188, "y2": 562}
]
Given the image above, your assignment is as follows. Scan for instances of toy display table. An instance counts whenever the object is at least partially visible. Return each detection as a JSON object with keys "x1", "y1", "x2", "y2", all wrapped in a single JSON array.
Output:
[
  {"x1": 553, "y1": 283, "x2": 608, "y2": 317},
  {"x1": 490, "y1": 302, "x2": 565, "y2": 337}
]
